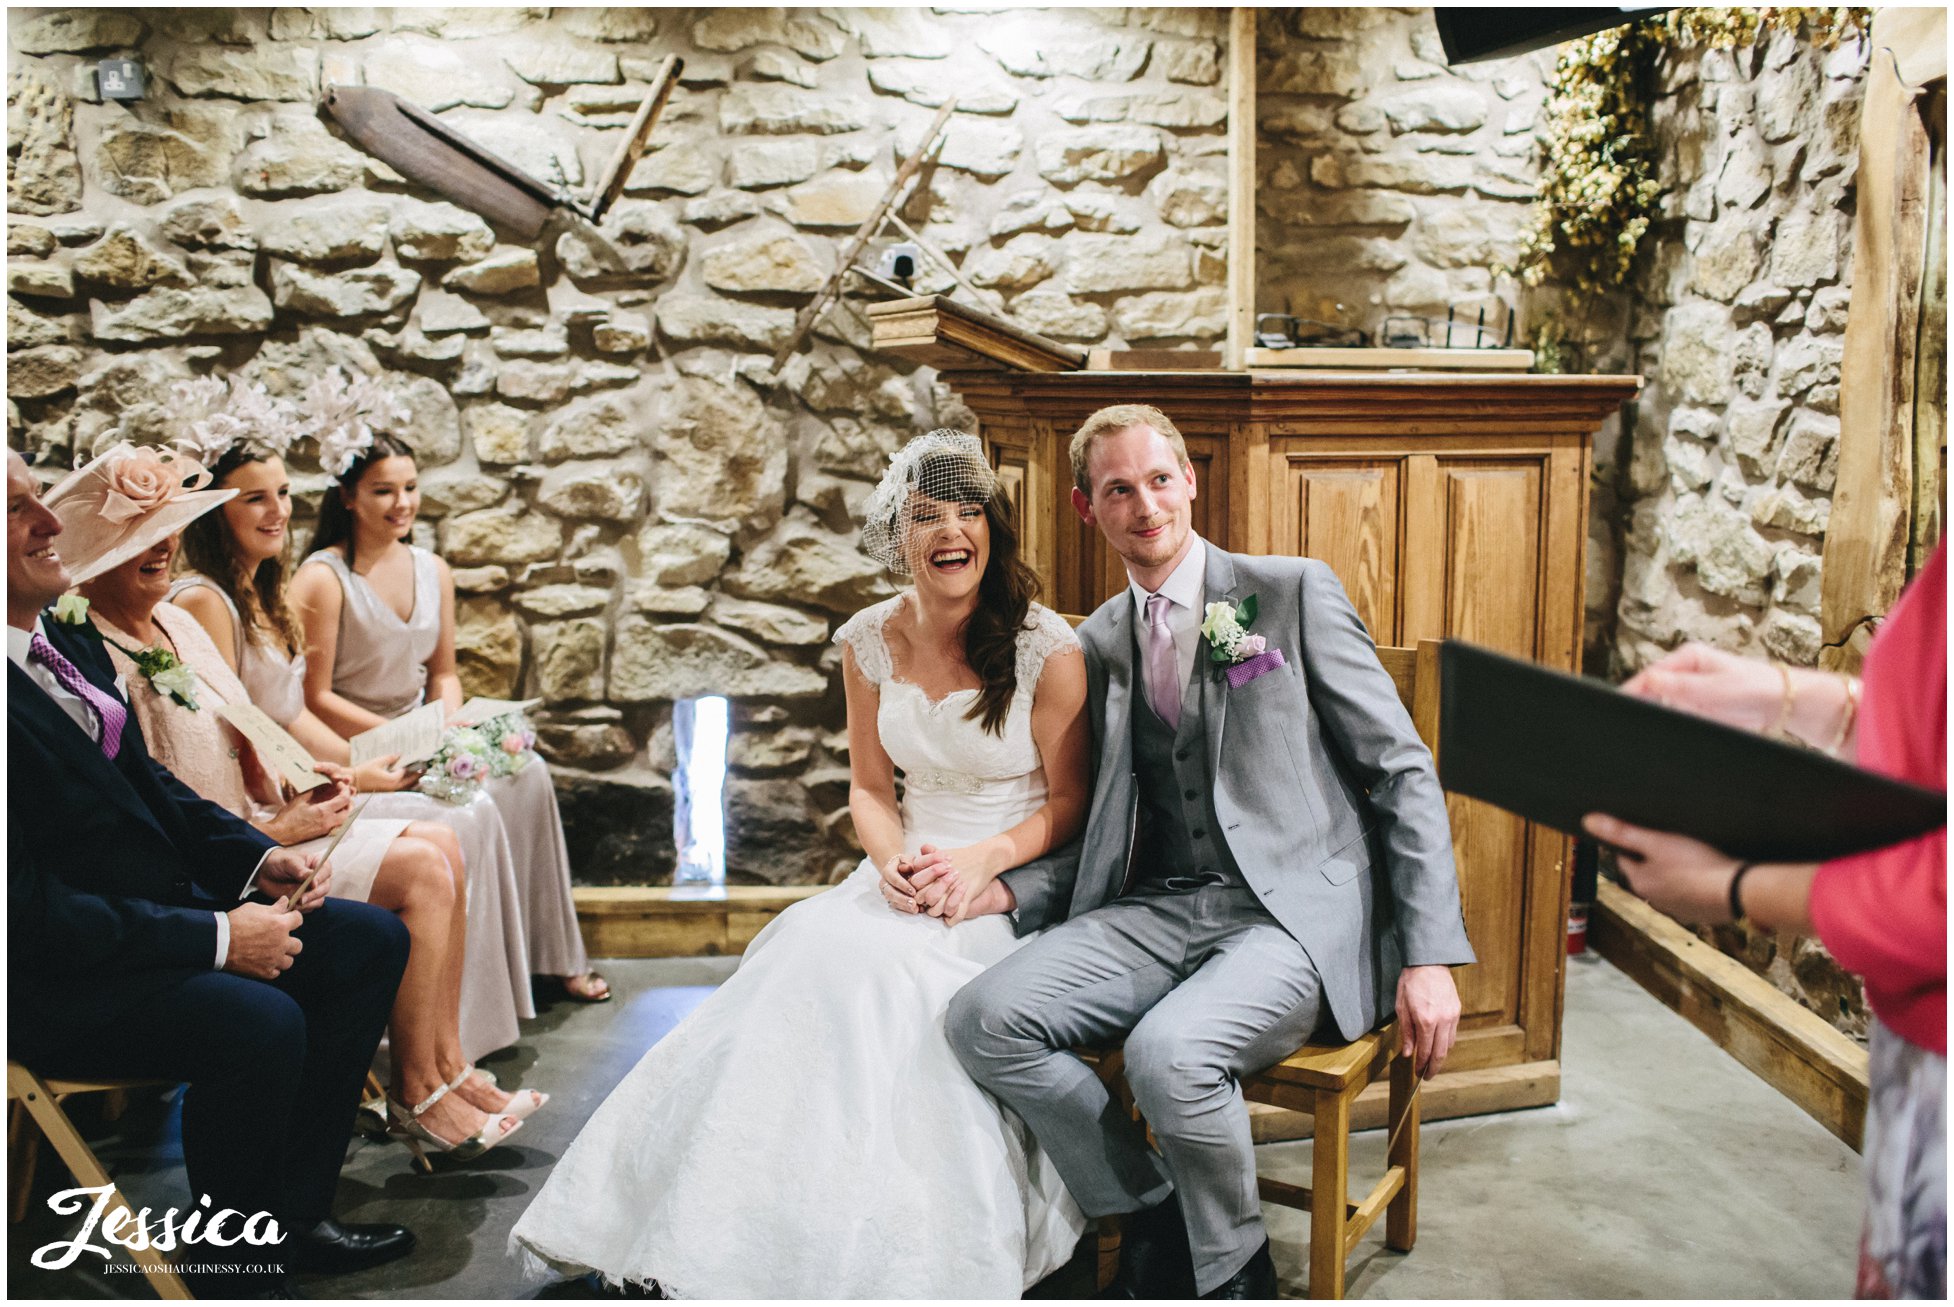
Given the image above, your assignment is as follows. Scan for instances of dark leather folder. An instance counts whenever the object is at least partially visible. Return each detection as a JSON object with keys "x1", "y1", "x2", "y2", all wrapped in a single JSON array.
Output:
[{"x1": 1438, "y1": 640, "x2": 1946, "y2": 863}]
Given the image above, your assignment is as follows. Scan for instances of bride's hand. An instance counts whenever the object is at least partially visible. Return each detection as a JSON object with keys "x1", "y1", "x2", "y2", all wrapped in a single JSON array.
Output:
[{"x1": 877, "y1": 852, "x2": 921, "y2": 914}]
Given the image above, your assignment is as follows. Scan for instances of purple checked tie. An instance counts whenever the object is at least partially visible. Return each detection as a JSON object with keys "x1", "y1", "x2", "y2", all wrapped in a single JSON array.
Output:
[
  {"x1": 29, "y1": 632, "x2": 125, "y2": 760},
  {"x1": 1144, "y1": 593, "x2": 1181, "y2": 732}
]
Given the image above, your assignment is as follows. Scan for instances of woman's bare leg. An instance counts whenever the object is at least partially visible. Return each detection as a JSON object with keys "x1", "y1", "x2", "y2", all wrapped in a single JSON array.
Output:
[{"x1": 366, "y1": 836, "x2": 507, "y2": 1145}]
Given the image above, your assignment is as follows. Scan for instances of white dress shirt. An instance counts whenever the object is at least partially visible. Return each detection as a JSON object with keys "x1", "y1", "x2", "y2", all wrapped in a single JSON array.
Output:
[
  {"x1": 9, "y1": 618, "x2": 252, "y2": 969},
  {"x1": 1127, "y1": 533, "x2": 1208, "y2": 715}
]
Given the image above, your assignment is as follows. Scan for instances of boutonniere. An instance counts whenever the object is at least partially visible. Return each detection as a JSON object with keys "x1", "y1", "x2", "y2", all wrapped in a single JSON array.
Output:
[
  {"x1": 50, "y1": 594, "x2": 92, "y2": 628},
  {"x1": 1200, "y1": 596, "x2": 1287, "y2": 688}
]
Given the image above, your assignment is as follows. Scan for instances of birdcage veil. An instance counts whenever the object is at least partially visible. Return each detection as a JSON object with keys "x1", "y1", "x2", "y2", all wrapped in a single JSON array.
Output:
[{"x1": 860, "y1": 429, "x2": 998, "y2": 576}]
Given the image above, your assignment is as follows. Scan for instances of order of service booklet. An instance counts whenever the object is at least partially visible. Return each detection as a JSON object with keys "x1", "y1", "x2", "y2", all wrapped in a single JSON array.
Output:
[{"x1": 1437, "y1": 640, "x2": 1945, "y2": 864}]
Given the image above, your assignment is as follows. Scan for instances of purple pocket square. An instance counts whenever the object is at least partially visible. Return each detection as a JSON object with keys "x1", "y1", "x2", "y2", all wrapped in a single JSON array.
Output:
[{"x1": 1224, "y1": 648, "x2": 1286, "y2": 689}]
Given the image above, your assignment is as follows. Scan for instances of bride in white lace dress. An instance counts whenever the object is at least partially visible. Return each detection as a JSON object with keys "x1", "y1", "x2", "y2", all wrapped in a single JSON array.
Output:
[{"x1": 509, "y1": 432, "x2": 1090, "y2": 1297}]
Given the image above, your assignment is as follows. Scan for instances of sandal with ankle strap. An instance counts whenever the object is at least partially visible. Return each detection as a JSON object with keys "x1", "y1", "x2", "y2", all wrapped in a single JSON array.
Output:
[
  {"x1": 448, "y1": 1063, "x2": 548, "y2": 1122},
  {"x1": 387, "y1": 1081, "x2": 522, "y2": 1161}
]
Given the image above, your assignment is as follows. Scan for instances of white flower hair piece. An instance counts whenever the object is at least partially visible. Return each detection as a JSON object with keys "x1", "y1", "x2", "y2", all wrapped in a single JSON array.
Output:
[
  {"x1": 301, "y1": 366, "x2": 411, "y2": 478},
  {"x1": 860, "y1": 429, "x2": 998, "y2": 576},
  {"x1": 165, "y1": 376, "x2": 301, "y2": 467}
]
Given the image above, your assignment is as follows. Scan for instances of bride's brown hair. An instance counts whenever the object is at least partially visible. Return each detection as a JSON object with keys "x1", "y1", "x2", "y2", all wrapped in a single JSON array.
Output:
[{"x1": 901, "y1": 448, "x2": 1042, "y2": 737}]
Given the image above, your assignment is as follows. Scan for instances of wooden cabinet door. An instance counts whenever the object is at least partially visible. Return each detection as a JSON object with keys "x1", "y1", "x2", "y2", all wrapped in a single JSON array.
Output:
[{"x1": 1267, "y1": 451, "x2": 1403, "y2": 645}]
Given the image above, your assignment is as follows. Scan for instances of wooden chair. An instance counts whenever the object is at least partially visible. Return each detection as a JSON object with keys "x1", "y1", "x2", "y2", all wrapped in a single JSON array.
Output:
[
  {"x1": 7, "y1": 1063, "x2": 192, "y2": 1299},
  {"x1": 1084, "y1": 639, "x2": 1446, "y2": 1299}
]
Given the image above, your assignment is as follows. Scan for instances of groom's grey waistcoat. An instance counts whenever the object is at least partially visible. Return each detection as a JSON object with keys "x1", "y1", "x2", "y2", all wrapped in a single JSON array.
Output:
[
  {"x1": 1000, "y1": 540, "x2": 1475, "y2": 1041},
  {"x1": 1129, "y1": 639, "x2": 1235, "y2": 893}
]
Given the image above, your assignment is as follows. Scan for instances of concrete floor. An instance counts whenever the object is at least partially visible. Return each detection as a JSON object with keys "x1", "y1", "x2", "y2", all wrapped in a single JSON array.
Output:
[{"x1": 12, "y1": 952, "x2": 1862, "y2": 1299}]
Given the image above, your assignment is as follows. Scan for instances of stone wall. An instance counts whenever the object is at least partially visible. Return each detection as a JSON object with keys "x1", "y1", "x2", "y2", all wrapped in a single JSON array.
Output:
[
  {"x1": 1599, "y1": 28, "x2": 1874, "y2": 1040},
  {"x1": 4, "y1": 5, "x2": 1254, "y2": 888},
  {"x1": 1603, "y1": 29, "x2": 1868, "y2": 681},
  {"x1": 1254, "y1": 7, "x2": 1547, "y2": 328}
]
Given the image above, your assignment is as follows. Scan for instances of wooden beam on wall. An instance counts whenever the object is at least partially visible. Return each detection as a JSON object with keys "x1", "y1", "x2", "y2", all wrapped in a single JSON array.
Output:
[
  {"x1": 1224, "y1": 7, "x2": 1256, "y2": 370},
  {"x1": 1590, "y1": 881, "x2": 1870, "y2": 1151},
  {"x1": 1820, "y1": 38, "x2": 1933, "y2": 671}
]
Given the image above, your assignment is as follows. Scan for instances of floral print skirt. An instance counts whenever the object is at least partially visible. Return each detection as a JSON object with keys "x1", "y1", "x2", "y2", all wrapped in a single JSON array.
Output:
[{"x1": 1857, "y1": 1017, "x2": 1946, "y2": 1298}]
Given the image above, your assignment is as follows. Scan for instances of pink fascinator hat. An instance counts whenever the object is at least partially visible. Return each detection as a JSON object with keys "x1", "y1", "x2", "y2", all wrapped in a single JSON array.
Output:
[{"x1": 45, "y1": 444, "x2": 237, "y2": 584}]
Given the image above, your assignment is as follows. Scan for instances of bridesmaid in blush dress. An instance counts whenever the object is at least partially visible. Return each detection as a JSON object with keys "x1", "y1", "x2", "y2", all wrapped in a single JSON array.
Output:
[{"x1": 289, "y1": 401, "x2": 608, "y2": 1006}]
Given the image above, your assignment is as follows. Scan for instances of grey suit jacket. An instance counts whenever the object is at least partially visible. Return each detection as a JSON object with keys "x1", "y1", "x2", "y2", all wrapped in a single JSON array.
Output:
[{"x1": 1000, "y1": 541, "x2": 1475, "y2": 1040}]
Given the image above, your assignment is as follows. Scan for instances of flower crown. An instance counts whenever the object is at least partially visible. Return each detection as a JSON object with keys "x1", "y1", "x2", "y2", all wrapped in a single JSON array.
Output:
[
  {"x1": 155, "y1": 375, "x2": 302, "y2": 468},
  {"x1": 299, "y1": 367, "x2": 411, "y2": 478}
]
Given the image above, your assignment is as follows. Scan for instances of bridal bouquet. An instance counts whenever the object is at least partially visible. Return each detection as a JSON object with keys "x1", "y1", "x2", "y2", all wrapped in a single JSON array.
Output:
[{"x1": 415, "y1": 712, "x2": 539, "y2": 803}]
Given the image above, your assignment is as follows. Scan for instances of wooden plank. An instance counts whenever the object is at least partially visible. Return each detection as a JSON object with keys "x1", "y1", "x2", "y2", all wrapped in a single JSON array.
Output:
[
  {"x1": 1821, "y1": 48, "x2": 1931, "y2": 671},
  {"x1": 1878, "y1": 6, "x2": 1947, "y2": 89},
  {"x1": 574, "y1": 884, "x2": 825, "y2": 958},
  {"x1": 1590, "y1": 880, "x2": 1870, "y2": 1150},
  {"x1": 1249, "y1": 1059, "x2": 1560, "y2": 1142},
  {"x1": 1225, "y1": 6, "x2": 1256, "y2": 370},
  {"x1": 1085, "y1": 348, "x2": 1224, "y2": 370},
  {"x1": 1246, "y1": 346, "x2": 1537, "y2": 370},
  {"x1": 588, "y1": 54, "x2": 682, "y2": 224},
  {"x1": 868, "y1": 294, "x2": 1086, "y2": 372},
  {"x1": 1910, "y1": 97, "x2": 1945, "y2": 575}
]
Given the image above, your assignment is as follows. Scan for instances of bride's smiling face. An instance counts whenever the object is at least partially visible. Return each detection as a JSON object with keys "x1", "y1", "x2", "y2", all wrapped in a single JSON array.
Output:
[{"x1": 903, "y1": 493, "x2": 990, "y2": 601}]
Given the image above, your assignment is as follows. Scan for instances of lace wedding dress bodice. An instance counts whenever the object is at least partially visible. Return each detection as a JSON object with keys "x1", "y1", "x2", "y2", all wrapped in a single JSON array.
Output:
[
  {"x1": 509, "y1": 596, "x2": 1088, "y2": 1299},
  {"x1": 834, "y1": 596, "x2": 1079, "y2": 854}
]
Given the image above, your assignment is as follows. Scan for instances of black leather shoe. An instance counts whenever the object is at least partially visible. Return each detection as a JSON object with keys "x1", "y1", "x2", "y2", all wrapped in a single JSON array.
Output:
[
  {"x1": 1201, "y1": 1239, "x2": 1276, "y2": 1300},
  {"x1": 1101, "y1": 1194, "x2": 1198, "y2": 1299},
  {"x1": 291, "y1": 1218, "x2": 416, "y2": 1274}
]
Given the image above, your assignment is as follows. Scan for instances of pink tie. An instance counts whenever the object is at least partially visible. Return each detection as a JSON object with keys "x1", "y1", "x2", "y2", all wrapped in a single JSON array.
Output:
[
  {"x1": 29, "y1": 632, "x2": 126, "y2": 760},
  {"x1": 1144, "y1": 593, "x2": 1180, "y2": 731}
]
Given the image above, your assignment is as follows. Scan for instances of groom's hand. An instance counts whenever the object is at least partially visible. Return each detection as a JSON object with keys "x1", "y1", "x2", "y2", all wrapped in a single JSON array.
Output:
[{"x1": 1395, "y1": 965, "x2": 1461, "y2": 1080}]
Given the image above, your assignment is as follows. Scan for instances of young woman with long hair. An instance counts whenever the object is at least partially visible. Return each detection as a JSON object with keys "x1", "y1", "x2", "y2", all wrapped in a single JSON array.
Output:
[{"x1": 289, "y1": 398, "x2": 607, "y2": 1005}]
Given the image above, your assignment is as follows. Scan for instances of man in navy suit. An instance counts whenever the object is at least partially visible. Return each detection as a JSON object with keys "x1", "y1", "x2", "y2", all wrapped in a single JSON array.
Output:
[{"x1": 7, "y1": 449, "x2": 416, "y2": 1296}]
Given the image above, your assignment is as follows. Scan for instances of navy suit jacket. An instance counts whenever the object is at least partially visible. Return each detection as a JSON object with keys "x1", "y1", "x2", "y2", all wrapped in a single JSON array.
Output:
[{"x1": 8, "y1": 615, "x2": 275, "y2": 1055}]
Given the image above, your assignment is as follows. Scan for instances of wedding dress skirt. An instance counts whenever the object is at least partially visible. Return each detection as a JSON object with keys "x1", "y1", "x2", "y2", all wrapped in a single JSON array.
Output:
[{"x1": 509, "y1": 598, "x2": 1088, "y2": 1298}]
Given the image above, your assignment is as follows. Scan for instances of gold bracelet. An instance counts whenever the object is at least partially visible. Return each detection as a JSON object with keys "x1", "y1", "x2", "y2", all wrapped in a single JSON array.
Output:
[
  {"x1": 1765, "y1": 663, "x2": 1796, "y2": 738},
  {"x1": 1824, "y1": 676, "x2": 1861, "y2": 755}
]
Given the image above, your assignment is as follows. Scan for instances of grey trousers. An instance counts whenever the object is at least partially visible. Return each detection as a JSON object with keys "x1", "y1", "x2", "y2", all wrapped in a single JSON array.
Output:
[{"x1": 948, "y1": 883, "x2": 1323, "y2": 1295}]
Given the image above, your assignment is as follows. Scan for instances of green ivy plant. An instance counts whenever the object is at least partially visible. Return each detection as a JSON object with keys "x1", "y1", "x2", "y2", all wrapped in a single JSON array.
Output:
[{"x1": 1515, "y1": 8, "x2": 1870, "y2": 300}]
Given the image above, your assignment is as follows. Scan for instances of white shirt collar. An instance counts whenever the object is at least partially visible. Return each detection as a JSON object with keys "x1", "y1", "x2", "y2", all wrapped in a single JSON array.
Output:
[
  {"x1": 1129, "y1": 533, "x2": 1208, "y2": 618},
  {"x1": 6, "y1": 617, "x2": 46, "y2": 671}
]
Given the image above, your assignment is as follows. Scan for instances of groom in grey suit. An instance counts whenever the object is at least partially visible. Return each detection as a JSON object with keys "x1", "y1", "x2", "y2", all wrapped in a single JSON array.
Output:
[{"x1": 947, "y1": 404, "x2": 1474, "y2": 1299}]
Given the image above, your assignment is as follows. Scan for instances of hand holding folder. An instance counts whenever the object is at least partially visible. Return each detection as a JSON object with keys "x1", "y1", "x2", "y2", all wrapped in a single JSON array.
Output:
[{"x1": 1437, "y1": 641, "x2": 1944, "y2": 865}]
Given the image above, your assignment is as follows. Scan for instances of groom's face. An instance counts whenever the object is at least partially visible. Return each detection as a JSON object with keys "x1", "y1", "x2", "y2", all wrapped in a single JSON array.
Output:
[{"x1": 1072, "y1": 424, "x2": 1197, "y2": 580}]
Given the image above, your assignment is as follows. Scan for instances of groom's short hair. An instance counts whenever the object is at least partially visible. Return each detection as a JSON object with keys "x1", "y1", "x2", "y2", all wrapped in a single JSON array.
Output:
[{"x1": 1068, "y1": 404, "x2": 1191, "y2": 497}]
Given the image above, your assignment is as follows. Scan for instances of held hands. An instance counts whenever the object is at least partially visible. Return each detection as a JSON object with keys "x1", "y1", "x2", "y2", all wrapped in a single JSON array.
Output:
[
  {"x1": 876, "y1": 845, "x2": 1006, "y2": 926},
  {"x1": 1394, "y1": 964, "x2": 1461, "y2": 1080},
  {"x1": 256, "y1": 846, "x2": 332, "y2": 914}
]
